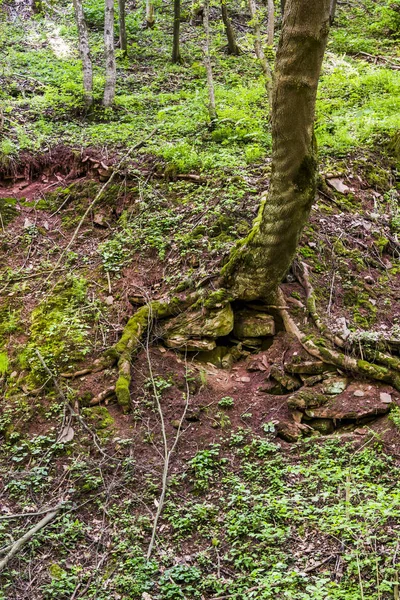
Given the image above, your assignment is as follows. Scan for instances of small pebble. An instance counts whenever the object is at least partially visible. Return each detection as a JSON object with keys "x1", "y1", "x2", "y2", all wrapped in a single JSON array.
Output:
[
  {"x1": 353, "y1": 390, "x2": 365, "y2": 397},
  {"x1": 380, "y1": 392, "x2": 392, "y2": 404}
]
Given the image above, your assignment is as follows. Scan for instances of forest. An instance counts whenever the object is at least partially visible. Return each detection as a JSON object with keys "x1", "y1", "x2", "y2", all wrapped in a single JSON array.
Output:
[{"x1": 0, "y1": 0, "x2": 400, "y2": 597}]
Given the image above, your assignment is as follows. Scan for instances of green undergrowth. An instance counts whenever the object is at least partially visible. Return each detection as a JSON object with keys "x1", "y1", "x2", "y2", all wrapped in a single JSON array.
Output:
[
  {"x1": 1, "y1": 0, "x2": 400, "y2": 170},
  {"x1": 1, "y1": 429, "x2": 400, "y2": 599}
]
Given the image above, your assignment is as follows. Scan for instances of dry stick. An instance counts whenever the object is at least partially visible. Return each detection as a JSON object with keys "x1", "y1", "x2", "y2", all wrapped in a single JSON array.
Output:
[
  {"x1": 0, "y1": 504, "x2": 63, "y2": 573},
  {"x1": 0, "y1": 505, "x2": 66, "y2": 521},
  {"x1": 146, "y1": 307, "x2": 190, "y2": 560},
  {"x1": 45, "y1": 130, "x2": 157, "y2": 283}
]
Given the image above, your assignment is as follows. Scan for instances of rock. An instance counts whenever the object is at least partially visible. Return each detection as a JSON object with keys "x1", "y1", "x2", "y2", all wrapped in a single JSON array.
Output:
[
  {"x1": 162, "y1": 304, "x2": 234, "y2": 343},
  {"x1": 305, "y1": 395, "x2": 390, "y2": 421},
  {"x1": 260, "y1": 381, "x2": 289, "y2": 395},
  {"x1": 380, "y1": 392, "x2": 392, "y2": 404},
  {"x1": 307, "y1": 418, "x2": 334, "y2": 435},
  {"x1": 105, "y1": 295, "x2": 114, "y2": 305},
  {"x1": 327, "y1": 177, "x2": 350, "y2": 194},
  {"x1": 270, "y1": 365, "x2": 302, "y2": 392},
  {"x1": 164, "y1": 337, "x2": 216, "y2": 352},
  {"x1": 353, "y1": 390, "x2": 365, "y2": 397},
  {"x1": 322, "y1": 377, "x2": 348, "y2": 395},
  {"x1": 287, "y1": 390, "x2": 330, "y2": 411},
  {"x1": 276, "y1": 421, "x2": 309, "y2": 443},
  {"x1": 239, "y1": 337, "x2": 263, "y2": 349},
  {"x1": 233, "y1": 311, "x2": 275, "y2": 339},
  {"x1": 240, "y1": 376, "x2": 251, "y2": 383},
  {"x1": 300, "y1": 374, "x2": 324, "y2": 386},
  {"x1": 195, "y1": 346, "x2": 232, "y2": 368},
  {"x1": 285, "y1": 360, "x2": 334, "y2": 375}
]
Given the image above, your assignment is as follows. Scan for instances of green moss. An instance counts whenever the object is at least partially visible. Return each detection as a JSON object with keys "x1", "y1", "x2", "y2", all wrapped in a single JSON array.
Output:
[
  {"x1": 82, "y1": 406, "x2": 114, "y2": 430},
  {"x1": 0, "y1": 197, "x2": 18, "y2": 226},
  {"x1": 0, "y1": 352, "x2": 8, "y2": 375},
  {"x1": 115, "y1": 374, "x2": 131, "y2": 411}
]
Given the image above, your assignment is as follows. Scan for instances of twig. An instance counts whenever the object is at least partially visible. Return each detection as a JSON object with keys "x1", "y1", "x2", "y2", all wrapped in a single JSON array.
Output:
[
  {"x1": 146, "y1": 305, "x2": 190, "y2": 560},
  {"x1": 0, "y1": 504, "x2": 63, "y2": 572},
  {"x1": 0, "y1": 504, "x2": 66, "y2": 521}
]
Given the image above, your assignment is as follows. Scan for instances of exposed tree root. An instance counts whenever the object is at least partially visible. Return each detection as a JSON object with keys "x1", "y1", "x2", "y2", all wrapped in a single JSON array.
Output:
[
  {"x1": 294, "y1": 261, "x2": 400, "y2": 373},
  {"x1": 277, "y1": 289, "x2": 400, "y2": 391}
]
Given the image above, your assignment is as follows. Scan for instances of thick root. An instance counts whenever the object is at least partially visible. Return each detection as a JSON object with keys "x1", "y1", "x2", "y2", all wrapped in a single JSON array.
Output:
[{"x1": 278, "y1": 289, "x2": 400, "y2": 391}]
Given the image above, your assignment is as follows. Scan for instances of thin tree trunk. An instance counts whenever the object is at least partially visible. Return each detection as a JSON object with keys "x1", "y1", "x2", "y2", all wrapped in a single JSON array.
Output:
[
  {"x1": 146, "y1": 0, "x2": 155, "y2": 28},
  {"x1": 221, "y1": 0, "x2": 240, "y2": 55},
  {"x1": 248, "y1": 0, "x2": 273, "y2": 105},
  {"x1": 267, "y1": 0, "x2": 274, "y2": 46},
  {"x1": 73, "y1": 0, "x2": 93, "y2": 106},
  {"x1": 330, "y1": 0, "x2": 338, "y2": 24},
  {"x1": 280, "y1": 0, "x2": 285, "y2": 16},
  {"x1": 202, "y1": 0, "x2": 217, "y2": 123},
  {"x1": 118, "y1": 0, "x2": 127, "y2": 56},
  {"x1": 103, "y1": 0, "x2": 116, "y2": 107},
  {"x1": 172, "y1": 0, "x2": 181, "y2": 63},
  {"x1": 222, "y1": 0, "x2": 331, "y2": 302}
]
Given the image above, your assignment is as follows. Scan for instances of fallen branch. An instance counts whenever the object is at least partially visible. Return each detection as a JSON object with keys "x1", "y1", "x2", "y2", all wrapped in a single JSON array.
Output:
[
  {"x1": 0, "y1": 504, "x2": 63, "y2": 572},
  {"x1": 89, "y1": 385, "x2": 116, "y2": 406}
]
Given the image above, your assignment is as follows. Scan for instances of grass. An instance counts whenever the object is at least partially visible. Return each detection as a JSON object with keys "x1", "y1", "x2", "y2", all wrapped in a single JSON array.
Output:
[{"x1": 1, "y1": 0, "x2": 400, "y2": 170}]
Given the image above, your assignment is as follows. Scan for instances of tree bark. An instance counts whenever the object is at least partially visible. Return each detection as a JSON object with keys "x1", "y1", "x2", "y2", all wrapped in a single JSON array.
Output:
[
  {"x1": 248, "y1": 0, "x2": 273, "y2": 105},
  {"x1": 73, "y1": 0, "x2": 93, "y2": 106},
  {"x1": 222, "y1": 0, "x2": 331, "y2": 302},
  {"x1": 172, "y1": 0, "x2": 181, "y2": 63},
  {"x1": 103, "y1": 0, "x2": 116, "y2": 107},
  {"x1": 118, "y1": 0, "x2": 127, "y2": 56},
  {"x1": 267, "y1": 0, "x2": 274, "y2": 46},
  {"x1": 221, "y1": 0, "x2": 241, "y2": 56},
  {"x1": 146, "y1": 0, "x2": 155, "y2": 28},
  {"x1": 202, "y1": 0, "x2": 217, "y2": 123}
]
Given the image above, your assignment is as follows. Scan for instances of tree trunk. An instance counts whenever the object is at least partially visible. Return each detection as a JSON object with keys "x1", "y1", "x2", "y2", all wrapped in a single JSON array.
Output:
[
  {"x1": 222, "y1": 0, "x2": 331, "y2": 302},
  {"x1": 73, "y1": 0, "x2": 93, "y2": 106},
  {"x1": 248, "y1": 0, "x2": 273, "y2": 105},
  {"x1": 118, "y1": 0, "x2": 127, "y2": 56},
  {"x1": 172, "y1": 0, "x2": 181, "y2": 63},
  {"x1": 221, "y1": 1, "x2": 240, "y2": 56},
  {"x1": 280, "y1": 0, "x2": 285, "y2": 16},
  {"x1": 146, "y1": 0, "x2": 155, "y2": 28},
  {"x1": 202, "y1": 0, "x2": 217, "y2": 123},
  {"x1": 103, "y1": 0, "x2": 116, "y2": 107},
  {"x1": 267, "y1": 0, "x2": 274, "y2": 46},
  {"x1": 330, "y1": 0, "x2": 338, "y2": 24}
]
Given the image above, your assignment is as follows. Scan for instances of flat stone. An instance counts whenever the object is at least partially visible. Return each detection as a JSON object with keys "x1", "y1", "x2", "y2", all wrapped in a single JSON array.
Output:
[
  {"x1": 287, "y1": 390, "x2": 330, "y2": 411},
  {"x1": 322, "y1": 377, "x2": 348, "y2": 395},
  {"x1": 327, "y1": 177, "x2": 350, "y2": 194},
  {"x1": 233, "y1": 311, "x2": 275, "y2": 339},
  {"x1": 270, "y1": 365, "x2": 302, "y2": 392},
  {"x1": 276, "y1": 421, "x2": 309, "y2": 443},
  {"x1": 164, "y1": 337, "x2": 216, "y2": 352},
  {"x1": 307, "y1": 418, "x2": 335, "y2": 435},
  {"x1": 305, "y1": 395, "x2": 390, "y2": 421},
  {"x1": 380, "y1": 392, "x2": 392, "y2": 404},
  {"x1": 353, "y1": 390, "x2": 365, "y2": 397},
  {"x1": 162, "y1": 304, "x2": 234, "y2": 341}
]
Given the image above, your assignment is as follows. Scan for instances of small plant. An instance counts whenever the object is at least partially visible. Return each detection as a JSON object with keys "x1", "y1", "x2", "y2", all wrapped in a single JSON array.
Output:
[{"x1": 218, "y1": 396, "x2": 234, "y2": 409}]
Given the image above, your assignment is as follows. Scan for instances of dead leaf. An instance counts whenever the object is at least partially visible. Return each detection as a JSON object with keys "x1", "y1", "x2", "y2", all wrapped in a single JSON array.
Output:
[{"x1": 58, "y1": 425, "x2": 75, "y2": 443}]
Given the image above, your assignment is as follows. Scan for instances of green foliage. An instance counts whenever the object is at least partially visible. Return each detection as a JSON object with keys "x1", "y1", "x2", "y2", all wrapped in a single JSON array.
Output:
[{"x1": 218, "y1": 395, "x2": 234, "y2": 409}]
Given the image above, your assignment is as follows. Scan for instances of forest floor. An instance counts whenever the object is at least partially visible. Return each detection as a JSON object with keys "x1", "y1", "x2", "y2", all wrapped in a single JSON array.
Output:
[{"x1": 1, "y1": 0, "x2": 400, "y2": 599}]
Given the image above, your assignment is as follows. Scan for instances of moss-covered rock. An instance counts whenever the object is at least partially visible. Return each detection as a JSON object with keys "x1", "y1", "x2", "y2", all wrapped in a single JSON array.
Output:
[
  {"x1": 161, "y1": 304, "x2": 234, "y2": 345},
  {"x1": 233, "y1": 310, "x2": 275, "y2": 339},
  {"x1": 0, "y1": 197, "x2": 18, "y2": 226}
]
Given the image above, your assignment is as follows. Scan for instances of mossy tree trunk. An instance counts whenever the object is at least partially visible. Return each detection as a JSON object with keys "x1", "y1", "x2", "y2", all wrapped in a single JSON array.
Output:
[
  {"x1": 172, "y1": 0, "x2": 182, "y2": 63},
  {"x1": 221, "y1": 0, "x2": 240, "y2": 55},
  {"x1": 73, "y1": 0, "x2": 93, "y2": 106},
  {"x1": 267, "y1": 0, "x2": 274, "y2": 46},
  {"x1": 103, "y1": 0, "x2": 116, "y2": 107},
  {"x1": 330, "y1": 0, "x2": 338, "y2": 24},
  {"x1": 222, "y1": 0, "x2": 331, "y2": 302},
  {"x1": 118, "y1": 0, "x2": 127, "y2": 56}
]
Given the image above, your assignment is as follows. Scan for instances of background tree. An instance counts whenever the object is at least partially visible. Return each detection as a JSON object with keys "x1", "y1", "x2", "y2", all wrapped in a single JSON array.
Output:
[
  {"x1": 73, "y1": 0, "x2": 93, "y2": 106},
  {"x1": 221, "y1": 0, "x2": 241, "y2": 55},
  {"x1": 146, "y1": 0, "x2": 155, "y2": 28},
  {"x1": 118, "y1": 0, "x2": 127, "y2": 56},
  {"x1": 172, "y1": 0, "x2": 181, "y2": 63},
  {"x1": 202, "y1": 0, "x2": 217, "y2": 123},
  {"x1": 222, "y1": 0, "x2": 332, "y2": 301},
  {"x1": 103, "y1": 0, "x2": 116, "y2": 107},
  {"x1": 267, "y1": 0, "x2": 274, "y2": 46},
  {"x1": 248, "y1": 0, "x2": 273, "y2": 103}
]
